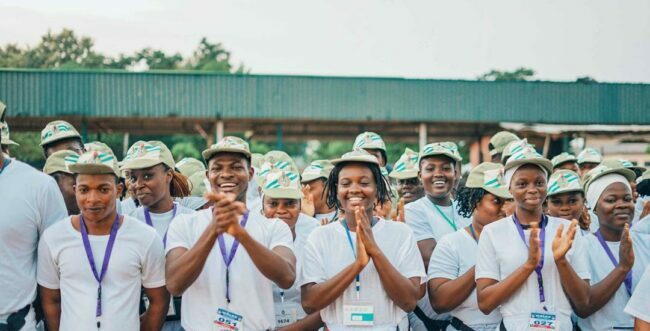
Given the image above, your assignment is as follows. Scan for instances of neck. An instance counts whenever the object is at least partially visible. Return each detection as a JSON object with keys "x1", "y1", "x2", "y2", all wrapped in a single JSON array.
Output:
[
  {"x1": 514, "y1": 207, "x2": 542, "y2": 225},
  {"x1": 598, "y1": 224, "x2": 623, "y2": 242},
  {"x1": 81, "y1": 210, "x2": 119, "y2": 235},
  {"x1": 147, "y1": 195, "x2": 174, "y2": 213},
  {"x1": 315, "y1": 204, "x2": 334, "y2": 215},
  {"x1": 427, "y1": 194, "x2": 451, "y2": 206},
  {"x1": 468, "y1": 218, "x2": 484, "y2": 240},
  {"x1": 342, "y1": 209, "x2": 373, "y2": 232}
]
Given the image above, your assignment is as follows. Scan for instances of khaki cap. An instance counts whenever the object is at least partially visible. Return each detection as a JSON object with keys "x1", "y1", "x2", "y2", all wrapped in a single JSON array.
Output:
[
  {"x1": 551, "y1": 153, "x2": 578, "y2": 168},
  {"x1": 261, "y1": 169, "x2": 303, "y2": 199},
  {"x1": 40, "y1": 120, "x2": 81, "y2": 147},
  {"x1": 577, "y1": 148, "x2": 602, "y2": 165},
  {"x1": 332, "y1": 148, "x2": 381, "y2": 166},
  {"x1": 547, "y1": 170, "x2": 583, "y2": 197},
  {"x1": 418, "y1": 142, "x2": 462, "y2": 164},
  {"x1": 121, "y1": 141, "x2": 175, "y2": 170},
  {"x1": 0, "y1": 121, "x2": 19, "y2": 146},
  {"x1": 301, "y1": 160, "x2": 334, "y2": 183},
  {"x1": 176, "y1": 157, "x2": 206, "y2": 177},
  {"x1": 489, "y1": 131, "x2": 519, "y2": 156},
  {"x1": 68, "y1": 150, "x2": 121, "y2": 177},
  {"x1": 465, "y1": 162, "x2": 512, "y2": 199},
  {"x1": 202, "y1": 136, "x2": 251, "y2": 162},
  {"x1": 354, "y1": 132, "x2": 386, "y2": 152},
  {"x1": 43, "y1": 150, "x2": 80, "y2": 175},
  {"x1": 389, "y1": 148, "x2": 419, "y2": 180}
]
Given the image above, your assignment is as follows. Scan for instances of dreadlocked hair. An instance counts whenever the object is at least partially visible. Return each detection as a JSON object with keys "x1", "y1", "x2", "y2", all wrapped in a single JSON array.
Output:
[
  {"x1": 456, "y1": 186, "x2": 487, "y2": 218},
  {"x1": 325, "y1": 161, "x2": 392, "y2": 210},
  {"x1": 163, "y1": 165, "x2": 191, "y2": 198}
]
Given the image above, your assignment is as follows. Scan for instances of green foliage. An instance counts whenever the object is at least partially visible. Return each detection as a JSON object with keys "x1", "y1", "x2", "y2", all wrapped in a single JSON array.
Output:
[
  {"x1": 478, "y1": 67, "x2": 535, "y2": 81},
  {"x1": 7, "y1": 132, "x2": 45, "y2": 167},
  {"x1": 312, "y1": 141, "x2": 353, "y2": 160},
  {"x1": 171, "y1": 142, "x2": 201, "y2": 160}
]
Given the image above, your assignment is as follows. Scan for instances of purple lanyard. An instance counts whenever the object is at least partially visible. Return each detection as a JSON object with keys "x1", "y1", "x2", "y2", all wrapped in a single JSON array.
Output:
[
  {"x1": 512, "y1": 213, "x2": 548, "y2": 307},
  {"x1": 144, "y1": 203, "x2": 177, "y2": 247},
  {"x1": 217, "y1": 210, "x2": 250, "y2": 303},
  {"x1": 80, "y1": 213, "x2": 120, "y2": 329},
  {"x1": 594, "y1": 230, "x2": 632, "y2": 296}
]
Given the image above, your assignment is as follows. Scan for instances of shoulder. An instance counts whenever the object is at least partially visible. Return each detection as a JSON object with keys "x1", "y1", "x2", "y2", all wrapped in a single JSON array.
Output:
[
  {"x1": 405, "y1": 197, "x2": 427, "y2": 212},
  {"x1": 297, "y1": 213, "x2": 319, "y2": 235},
  {"x1": 42, "y1": 216, "x2": 73, "y2": 240},
  {"x1": 379, "y1": 218, "x2": 414, "y2": 236},
  {"x1": 128, "y1": 206, "x2": 144, "y2": 219},
  {"x1": 123, "y1": 215, "x2": 158, "y2": 237},
  {"x1": 13, "y1": 160, "x2": 58, "y2": 187},
  {"x1": 175, "y1": 204, "x2": 196, "y2": 216},
  {"x1": 483, "y1": 215, "x2": 513, "y2": 234},
  {"x1": 546, "y1": 216, "x2": 572, "y2": 227}
]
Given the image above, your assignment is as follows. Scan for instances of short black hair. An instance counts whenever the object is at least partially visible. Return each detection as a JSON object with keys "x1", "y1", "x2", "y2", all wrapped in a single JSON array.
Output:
[
  {"x1": 456, "y1": 186, "x2": 486, "y2": 218},
  {"x1": 325, "y1": 161, "x2": 391, "y2": 210},
  {"x1": 638, "y1": 179, "x2": 650, "y2": 197},
  {"x1": 42, "y1": 137, "x2": 84, "y2": 156}
]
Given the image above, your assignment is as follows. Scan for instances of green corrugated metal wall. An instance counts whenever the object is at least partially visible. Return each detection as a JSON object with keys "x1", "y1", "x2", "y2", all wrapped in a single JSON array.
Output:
[{"x1": 1, "y1": 69, "x2": 649, "y2": 124}]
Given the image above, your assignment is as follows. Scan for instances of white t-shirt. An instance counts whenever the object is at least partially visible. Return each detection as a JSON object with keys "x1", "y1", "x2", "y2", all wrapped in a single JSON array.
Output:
[
  {"x1": 120, "y1": 197, "x2": 138, "y2": 216},
  {"x1": 0, "y1": 160, "x2": 67, "y2": 319},
  {"x1": 475, "y1": 215, "x2": 591, "y2": 331},
  {"x1": 300, "y1": 219, "x2": 426, "y2": 330},
  {"x1": 37, "y1": 215, "x2": 166, "y2": 331},
  {"x1": 625, "y1": 266, "x2": 650, "y2": 323},
  {"x1": 577, "y1": 231, "x2": 650, "y2": 330},
  {"x1": 315, "y1": 210, "x2": 338, "y2": 223},
  {"x1": 427, "y1": 228, "x2": 502, "y2": 329},
  {"x1": 165, "y1": 209, "x2": 294, "y2": 331},
  {"x1": 405, "y1": 197, "x2": 470, "y2": 322},
  {"x1": 128, "y1": 203, "x2": 195, "y2": 241},
  {"x1": 272, "y1": 213, "x2": 319, "y2": 325},
  {"x1": 633, "y1": 196, "x2": 650, "y2": 224},
  {"x1": 632, "y1": 217, "x2": 650, "y2": 235}
]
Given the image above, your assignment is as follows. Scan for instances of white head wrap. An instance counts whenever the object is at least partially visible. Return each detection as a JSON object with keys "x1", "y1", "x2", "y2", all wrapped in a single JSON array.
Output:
[
  {"x1": 505, "y1": 164, "x2": 548, "y2": 189},
  {"x1": 586, "y1": 174, "x2": 632, "y2": 210}
]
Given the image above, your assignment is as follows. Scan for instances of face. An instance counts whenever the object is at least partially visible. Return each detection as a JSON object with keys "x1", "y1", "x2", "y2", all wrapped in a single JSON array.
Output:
[
  {"x1": 363, "y1": 148, "x2": 385, "y2": 166},
  {"x1": 45, "y1": 138, "x2": 84, "y2": 158},
  {"x1": 263, "y1": 196, "x2": 300, "y2": 229},
  {"x1": 397, "y1": 177, "x2": 425, "y2": 203},
  {"x1": 502, "y1": 199, "x2": 516, "y2": 216},
  {"x1": 374, "y1": 198, "x2": 392, "y2": 219},
  {"x1": 595, "y1": 182, "x2": 634, "y2": 231},
  {"x1": 546, "y1": 191, "x2": 584, "y2": 221},
  {"x1": 337, "y1": 163, "x2": 377, "y2": 214},
  {"x1": 54, "y1": 173, "x2": 80, "y2": 215},
  {"x1": 75, "y1": 174, "x2": 123, "y2": 221},
  {"x1": 129, "y1": 164, "x2": 172, "y2": 207},
  {"x1": 555, "y1": 162, "x2": 581, "y2": 175},
  {"x1": 304, "y1": 178, "x2": 328, "y2": 211},
  {"x1": 419, "y1": 156, "x2": 456, "y2": 199},
  {"x1": 509, "y1": 165, "x2": 547, "y2": 212},
  {"x1": 473, "y1": 192, "x2": 506, "y2": 226},
  {"x1": 579, "y1": 162, "x2": 599, "y2": 177},
  {"x1": 207, "y1": 153, "x2": 253, "y2": 202}
]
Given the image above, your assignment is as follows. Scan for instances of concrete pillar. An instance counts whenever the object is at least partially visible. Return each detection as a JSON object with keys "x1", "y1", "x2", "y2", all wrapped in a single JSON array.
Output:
[
  {"x1": 216, "y1": 120, "x2": 224, "y2": 142},
  {"x1": 122, "y1": 132, "x2": 130, "y2": 157},
  {"x1": 276, "y1": 123, "x2": 284, "y2": 150},
  {"x1": 418, "y1": 123, "x2": 427, "y2": 151}
]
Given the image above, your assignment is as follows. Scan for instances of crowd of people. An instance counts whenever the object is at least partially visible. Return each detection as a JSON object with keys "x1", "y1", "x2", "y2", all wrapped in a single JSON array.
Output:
[{"x1": 1, "y1": 100, "x2": 650, "y2": 331}]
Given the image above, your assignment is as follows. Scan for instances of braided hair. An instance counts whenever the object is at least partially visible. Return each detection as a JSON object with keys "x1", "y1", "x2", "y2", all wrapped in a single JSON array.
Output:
[
  {"x1": 456, "y1": 186, "x2": 487, "y2": 218},
  {"x1": 325, "y1": 161, "x2": 392, "y2": 210}
]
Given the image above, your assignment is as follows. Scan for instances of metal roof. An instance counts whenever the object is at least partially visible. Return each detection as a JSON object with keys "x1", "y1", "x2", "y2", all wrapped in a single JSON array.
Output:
[{"x1": 1, "y1": 69, "x2": 649, "y2": 125}]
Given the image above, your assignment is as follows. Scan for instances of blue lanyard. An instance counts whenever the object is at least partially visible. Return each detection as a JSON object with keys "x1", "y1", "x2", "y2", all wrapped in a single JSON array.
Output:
[
  {"x1": 0, "y1": 158, "x2": 10, "y2": 175},
  {"x1": 468, "y1": 224, "x2": 478, "y2": 242},
  {"x1": 144, "y1": 203, "x2": 177, "y2": 247},
  {"x1": 341, "y1": 219, "x2": 361, "y2": 300},
  {"x1": 513, "y1": 213, "x2": 548, "y2": 309},
  {"x1": 594, "y1": 230, "x2": 632, "y2": 296}
]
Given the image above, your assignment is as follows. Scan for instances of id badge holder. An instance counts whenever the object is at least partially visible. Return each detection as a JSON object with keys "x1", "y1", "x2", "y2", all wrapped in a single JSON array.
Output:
[
  {"x1": 214, "y1": 307, "x2": 244, "y2": 331},
  {"x1": 528, "y1": 311, "x2": 557, "y2": 330},
  {"x1": 274, "y1": 301, "x2": 299, "y2": 327},
  {"x1": 343, "y1": 301, "x2": 374, "y2": 326}
]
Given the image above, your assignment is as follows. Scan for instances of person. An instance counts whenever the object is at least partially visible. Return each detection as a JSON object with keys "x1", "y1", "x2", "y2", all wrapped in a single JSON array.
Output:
[
  {"x1": 165, "y1": 136, "x2": 296, "y2": 331},
  {"x1": 624, "y1": 266, "x2": 650, "y2": 329},
  {"x1": 488, "y1": 131, "x2": 519, "y2": 164},
  {"x1": 175, "y1": 157, "x2": 206, "y2": 178},
  {"x1": 475, "y1": 150, "x2": 591, "y2": 331},
  {"x1": 634, "y1": 170, "x2": 650, "y2": 226},
  {"x1": 43, "y1": 150, "x2": 81, "y2": 215},
  {"x1": 0, "y1": 121, "x2": 68, "y2": 331},
  {"x1": 389, "y1": 148, "x2": 424, "y2": 205},
  {"x1": 258, "y1": 168, "x2": 322, "y2": 329},
  {"x1": 545, "y1": 170, "x2": 594, "y2": 234},
  {"x1": 551, "y1": 152, "x2": 580, "y2": 175},
  {"x1": 576, "y1": 165, "x2": 650, "y2": 330},
  {"x1": 354, "y1": 131, "x2": 389, "y2": 168},
  {"x1": 428, "y1": 162, "x2": 510, "y2": 331},
  {"x1": 300, "y1": 149, "x2": 425, "y2": 330},
  {"x1": 120, "y1": 141, "x2": 194, "y2": 331},
  {"x1": 405, "y1": 142, "x2": 469, "y2": 330},
  {"x1": 37, "y1": 150, "x2": 169, "y2": 331},
  {"x1": 300, "y1": 160, "x2": 338, "y2": 222},
  {"x1": 186, "y1": 171, "x2": 212, "y2": 210},
  {"x1": 577, "y1": 148, "x2": 602, "y2": 177},
  {"x1": 39, "y1": 120, "x2": 84, "y2": 158},
  {"x1": 0, "y1": 120, "x2": 19, "y2": 156},
  {"x1": 85, "y1": 142, "x2": 129, "y2": 215},
  {"x1": 254, "y1": 151, "x2": 299, "y2": 213}
]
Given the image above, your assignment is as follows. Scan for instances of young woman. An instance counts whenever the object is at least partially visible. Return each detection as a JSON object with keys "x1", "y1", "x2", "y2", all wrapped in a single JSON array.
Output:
[
  {"x1": 624, "y1": 266, "x2": 650, "y2": 329},
  {"x1": 428, "y1": 162, "x2": 509, "y2": 331},
  {"x1": 120, "y1": 141, "x2": 193, "y2": 331},
  {"x1": 576, "y1": 167, "x2": 650, "y2": 330},
  {"x1": 258, "y1": 169, "x2": 322, "y2": 330},
  {"x1": 475, "y1": 151, "x2": 592, "y2": 331},
  {"x1": 300, "y1": 149, "x2": 425, "y2": 330},
  {"x1": 545, "y1": 170, "x2": 593, "y2": 234}
]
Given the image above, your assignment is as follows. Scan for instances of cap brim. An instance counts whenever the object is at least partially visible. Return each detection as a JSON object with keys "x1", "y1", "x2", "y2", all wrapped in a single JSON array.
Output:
[
  {"x1": 2, "y1": 139, "x2": 19, "y2": 146},
  {"x1": 504, "y1": 158, "x2": 553, "y2": 175},
  {"x1": 301, "y1": 174, "x2": 327, "y2": 183},
  {"x1": 120, "y1": 159, "x2": 164, "y2": 170},
  {"x1": 68, "y1": 164, "x2": 118, "y2": 177},
  {"x1": 585, "y1": 167, "x2": 637, "y2": 193},
  {"x1": 484, "y1": 186, "x2": 513, "y2": 199},
  {"x1": 202, "y1": 148, "x2": 252, "y2": 162},
  {"x1": 40, "y1": 132, "x2": 82, "y2": 146},
  {"x1": 388, "y1": 171, "x2": 419, "y2": 180},
  {"x1": 546, "y1": 187, "x2": 584, "y2": 197},
  {"x1": 263, "y1": 188, "x2": 303, "y2": 199},
  {"x1": 331, "y1": 155, "x2": 380, "y2": 166},
  {"x1": 418, "y1": 152, "x2": 461, "y2": 164}
]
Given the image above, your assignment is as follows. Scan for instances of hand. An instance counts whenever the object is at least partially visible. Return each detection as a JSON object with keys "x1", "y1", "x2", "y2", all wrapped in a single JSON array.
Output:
[
  {"x1": 579, "y1": 206, "x2": 591, "y2": 231},
  {"x1": 552, "y1": 219, "x2": 578, "y2": 262},
  {"x1": 640, "y1": 201, "x2": 650, "y2": 221},
  {"x1": 301, "y1": 185, "x2": 316, "y2": 217},
  {"x1": 320, "y1": 217, "x2": 329, "y2": 226},
  {"x1": 618, "y1": 223, "x2": 635, "y2": 272},
  {"x1": 355, "y1": 207, "x2": 380, "y2": 257},
  {"x1": 355, "y1": 226, "x2": 370, "y2": 268},
  {"x1": 206, "y1": 192, "x2": 247, "y2": 238},
  {"x1": 391, "y1": 198, "x2": 405, "y2": 222},
  {"x1": 526, "y1": 222, "x2": 542, "y2": 269}
]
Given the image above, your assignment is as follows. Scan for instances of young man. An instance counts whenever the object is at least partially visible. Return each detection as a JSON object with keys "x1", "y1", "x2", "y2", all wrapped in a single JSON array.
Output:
[
  {"x1": 488, "y1": 131, "x2": 519, "y2": 164},
  {"x1": 37, "y1": 151, "x2": 169, "y2": 331},
  {"x1": 405, "y1": 142, "x2": 470, "y2": 330},
  {"x1": 165, "y1": 136, "x2": 297, "y2": 331},
  {"x1": 354, "y1": 131, "x2": 389, "y2": 167},
  {"x1": 43, "y1": 150, "x2": 81, "y2": 215},
  {"x1": 551, "y1": 152, "x2": 581, "y2": 175},
  {"x1": 40, "y1": 120, "x2": 84, "y2": 158},
  {"x1": 300, "y1": 159, "x2": 337, "y2": 222},
  {"x1": 0, "y1": 121, "x2": 68, "y2": 331},
  {"x1": 577, "y1": 148, "x2": 603, "y2": 177},
  {"x1": 389, "y1": 148, "x2": 425, "y2": 204}
]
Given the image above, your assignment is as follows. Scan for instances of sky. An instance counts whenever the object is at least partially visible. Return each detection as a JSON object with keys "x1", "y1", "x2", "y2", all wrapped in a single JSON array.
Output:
[{"x1": 1, "y1": 0, "x2": 649, "y2": 83}]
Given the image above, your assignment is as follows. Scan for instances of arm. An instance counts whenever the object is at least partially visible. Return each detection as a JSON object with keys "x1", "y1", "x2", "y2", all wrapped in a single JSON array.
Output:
[
  {"x1": 428, "y1": 267, "x2": 475, "y2": 313},
  {"x1": 39, "y1": 286, "x2": 61, "y2": 331},
  {"x1": 139, "y1": 286, "x2": 169, "y2": 331},
  {"x1": 236, "y1": 231, "x2": 296, "y2": 289},
  {"x1": 635, "y1": 319, "x2": 650, "y2": 331},
  {"x1": 551, "y1": 221, "x2": 590, "y2": 316},
  {"x1": 417, "y1": 239, "x2": 436, "y2": 271},
  {"x1": 278, "y1": 312, "x2": 324, "y2": 331}
]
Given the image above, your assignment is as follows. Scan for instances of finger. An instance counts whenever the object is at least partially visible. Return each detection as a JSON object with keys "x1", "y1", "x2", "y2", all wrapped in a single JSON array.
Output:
[
  {"x1": 398, "y1": 198, "x2": 405, "y2": 214},
  {"x1": 320, "y1": 218, "x2": 329, "y2": 226},
  {"x1": 567, "y1": 219, "x2": 578, "y2": 240},
  {"x1": 204, "y1": 191, "x2": 226, "y2": 203},
  {"x1": 391, "y1": 209, "x2": 397, "y2": 222},
  {"x1": 555, "y1": 224, "x2": 564, "y2": 239}
]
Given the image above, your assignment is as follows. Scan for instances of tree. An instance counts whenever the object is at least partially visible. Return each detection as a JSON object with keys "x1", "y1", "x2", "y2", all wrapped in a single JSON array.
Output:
[
  {"x1": 478, "y1": 67, "x2": 535, "y2": 81},
  {"x1": 185, "y1": 38, "x2": 248, "y2": 73},
  {"x1": 25, "y1": 29, "x2": 108, "y2": 69}
]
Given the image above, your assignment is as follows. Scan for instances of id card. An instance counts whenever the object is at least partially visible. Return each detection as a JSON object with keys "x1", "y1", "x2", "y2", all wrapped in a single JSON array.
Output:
[
  {"x1": 529, "y1": 311, "x2": 556, "y2": 330},
  {"x1": 214, "y1": 308, "x2": 244, "y2": 331},
  {"x1": 143, "y1": 295, "x2": 176, "y2": 316},
  {"x1": 343, "y1": 304, "x2": 374, "y2": 326},
  {"x1": 274, "y1": 301, "x2": 299, "y2": 327}
]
